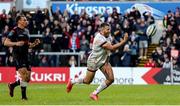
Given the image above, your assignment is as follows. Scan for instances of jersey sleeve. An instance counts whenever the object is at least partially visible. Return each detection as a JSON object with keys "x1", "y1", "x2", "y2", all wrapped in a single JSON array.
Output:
[
  {"x1": 7, "y1": 30, "x2": 15, "y2": 41},
  {"x1": 95, "y1": 35, "x2": 107, "y2": 47}
]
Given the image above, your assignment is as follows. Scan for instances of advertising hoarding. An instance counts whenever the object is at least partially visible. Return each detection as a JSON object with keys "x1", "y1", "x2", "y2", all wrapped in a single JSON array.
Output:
[{"x1": 51, "y1": 2, "x2": 180, "y2": 19}]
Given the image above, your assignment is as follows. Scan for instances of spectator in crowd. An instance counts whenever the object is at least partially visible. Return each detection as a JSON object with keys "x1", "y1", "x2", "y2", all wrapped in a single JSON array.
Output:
[
  {"x1": 163, "y1": 15, "x2": 168, "y2": 28},
  {"x1": 53, "y1": 20, "x2": 62, "y2": 34},
  {"x1": 121, "y1": 44, "x2": 131, "y2": 66},
  {"x1": 80, "y1": 35, "x2": 89, "y2": 52},
  {"x1": 39, "y1": 56, "x2": 49, "y2": 67},
  {"x1": 111, "y1": 7, "x2": 121, "y2": 23},
  {"x1": 51, "y1": 6, "x2": 62, "y2": 20},
  {"x1": 159, "y1": 30, "x2": 167, "y2": 46},
  {"x1": 152, "y1": 46, "x2": 164, "y2": 67},
  {"x1": 144, "y1": 57, "x2": 156, "y2": 67},
  {"x1": 70, "y1": 10, "x2": 80, "y2": 28},
  {"x1": 61, "y1": 27, "x2": 70, "y2": 50},
  {"x1": 1, "y1": 25, "x2": 9, "y2": 51},
  {"x1": 172, "y1": 57, "x2": 179, "y2": 68},
  {"x1": 80, "y1": 52, "x2": 88, "y2": 66},
  {"x1": 172, "y1": 33, "x2": 180, "y2": 50},
  {"x1": 33, "y1": 7, "x2": 44, "y2": 31},
  {"x1": 68, "y1": 55, "x2": 77, "y2": 67},
  {"x1": 162, "y1": 55, "x2": 171, "y2": 69},
  {"x1": 166, "y1": 25, "x2": 174, "y2": 39},
  {"x1": 143, "y1": 11, "x2": 155, "y2": 25},
  {"x1": 175, "y1": 25, "x2": 180, "y2": 37},
  {"x1": 51, "y1": 34, "x2": 61, "y2": 52},
  {"x1": 136, "y1": 18, "x2": 148, "y2": 60},
  {"x1": 130, "y1": 41, "x2": 138, "y2": 66},
  {"x1": 68, "y1": 32, "x2": 80, "y2": 52},
  {"x1": 8, "y1": 6, "x2": 19, "y2": 26},
  {"x1": 109, "y1": 35, "x2": 122, "y2": 67},
  {"x1": 43, "y1": 19, "x2": 50, "y2": 32},
  {"x1": 129, "y1": 7, "x2": 141, "y2": 20},
  {"x1": 28, "y1": 49, "x2": 40, "y2": 67},
  {"x1": 42, "y1": 27, "x2": 52, "y2": 52},
  {"x1": 28, "y1": 20, "x2": 38, "y2": 34},
  {"x1": 89, "y1": 35, "x2": 94, "y2": 49},
  {"x1": 0, "y1": 9, "x2": 8, "y2": 33},
  {"x1": 43, "y1": 8, "x2": 50, "y2": 20}
]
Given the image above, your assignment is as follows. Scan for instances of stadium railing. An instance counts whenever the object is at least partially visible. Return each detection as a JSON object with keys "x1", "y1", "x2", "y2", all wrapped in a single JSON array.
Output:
[{"x1": 0, "y1": 51, "x2": 83, "y2": 66}]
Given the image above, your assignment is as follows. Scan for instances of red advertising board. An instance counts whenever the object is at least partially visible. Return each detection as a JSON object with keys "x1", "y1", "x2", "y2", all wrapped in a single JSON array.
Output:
[
  {"x1": 0, "y1": 67, "x2": 70, "y2": 84},
  {"x1": 0, "y1": 67, "x2": 16, "y2": 83}
]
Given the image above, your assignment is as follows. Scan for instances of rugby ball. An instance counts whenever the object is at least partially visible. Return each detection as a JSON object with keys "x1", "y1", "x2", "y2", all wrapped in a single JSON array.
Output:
[{"x1": 146, "y1": 24, "x2": 157, "y2": 37}]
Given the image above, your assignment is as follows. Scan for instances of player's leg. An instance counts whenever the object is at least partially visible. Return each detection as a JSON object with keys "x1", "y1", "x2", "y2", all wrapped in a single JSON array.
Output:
[
  {"x1": 18, "y1": 67, "x2": 31, "y2": 100},
  {"x1": 66, "y1": 70, "x2": 96, "y2": 93},
  {"x1": 8, "y1": 68, "x2": 21, "y2": 97},
  {"x1": 90, "y1": 63, "x2": 114, "y2": 100},
  {"x1": 78, "y1": 70, "x2": 96, "y2": 84},
  {"x1": 67, "y1": 59, "x2": 96, "y2": 93},
  {"x1": 8, "y1": 73, "x2": 20, "y2": 97}
]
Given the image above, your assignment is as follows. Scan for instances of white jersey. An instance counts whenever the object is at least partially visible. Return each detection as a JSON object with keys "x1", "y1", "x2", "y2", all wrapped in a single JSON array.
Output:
[{"x1": 87, "y1": 32, "x2": 112, "y2": 71}]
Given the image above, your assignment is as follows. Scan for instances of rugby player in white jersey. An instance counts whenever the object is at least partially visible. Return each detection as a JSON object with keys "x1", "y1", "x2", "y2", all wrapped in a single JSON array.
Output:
[{"x1": 66, "y1": 23, "x2": 129, "y2": 101}]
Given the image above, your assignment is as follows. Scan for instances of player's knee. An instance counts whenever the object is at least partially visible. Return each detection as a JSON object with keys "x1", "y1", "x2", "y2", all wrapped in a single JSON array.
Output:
[
  {"x1": 108, "y1": 78, "x2": 114, "y2": 84},
  {"x1": 83, "y1": 79, "x2": 92, "y2": 84},
  {"x1": 20, "y1": 81, "x2": 28, "y2": 87}
]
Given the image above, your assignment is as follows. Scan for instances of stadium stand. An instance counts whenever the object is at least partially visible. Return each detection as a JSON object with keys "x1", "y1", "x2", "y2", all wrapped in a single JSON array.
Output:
[{"x1": 0, "y1": 0, "x2": 179, "y2": 68}]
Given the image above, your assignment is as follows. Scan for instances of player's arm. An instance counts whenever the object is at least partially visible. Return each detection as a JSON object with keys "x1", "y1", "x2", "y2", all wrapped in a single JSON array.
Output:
[
  {"x1": 29, "y1": 39, "x2": 40, "y2": 48},
  {"x1": 102, "y1": 33, "x2": 129, "y2": 51},
  {"x1": 4, "y1": 38, "x2": 24, "y2": 47}
]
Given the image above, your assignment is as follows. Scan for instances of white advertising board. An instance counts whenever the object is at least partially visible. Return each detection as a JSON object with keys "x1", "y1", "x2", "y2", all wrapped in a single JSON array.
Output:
[
  {"x1": 70, "y1": 67, "x2": 151, "y2": 85},
  {"x1": 132, "y1": 68, "x2": 151, "y2": 84},
  {"x1": 23, "y1": 0, "x2": 48, "y2": 9},
  {"x1": 0, "y1": 3, "x2": 11, "y2": 14}
]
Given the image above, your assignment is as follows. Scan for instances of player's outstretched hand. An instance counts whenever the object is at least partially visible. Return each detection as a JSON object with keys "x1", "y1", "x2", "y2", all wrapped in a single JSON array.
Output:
[
  {"x1": 29, "y1": 39, "x2": 40, "y2": 48},
  {"x1": 16, "y1": 41, "x2": 24, "y2": 46}
]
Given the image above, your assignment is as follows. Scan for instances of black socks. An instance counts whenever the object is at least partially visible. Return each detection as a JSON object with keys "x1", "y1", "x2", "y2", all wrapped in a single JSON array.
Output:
[{"x1": 21, "y1": 87, "x2": 27, "y2": 99}]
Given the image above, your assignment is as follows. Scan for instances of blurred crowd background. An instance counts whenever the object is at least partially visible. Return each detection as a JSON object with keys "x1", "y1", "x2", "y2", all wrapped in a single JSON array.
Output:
[{"x1": 0, "y1": 0, "x2": 180, "y2": 68}]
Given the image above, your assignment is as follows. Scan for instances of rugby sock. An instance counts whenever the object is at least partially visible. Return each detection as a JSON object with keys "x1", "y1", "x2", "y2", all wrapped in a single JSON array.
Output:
[
  {"x1": 93, "y1": 81, "x2": 107, "y2": 95},
  {"x1": 20, "y1": 81, "x2": 28, "y2": 99},
  {"x1": 21, "y1": 87, "x2": 27, "y2": 98},
  {"x1": 71, "y1": 78, "x2": 84, "y2": 84},
  {"x1": 11, "y1": 80, "x2": 20, "y2": 88}
]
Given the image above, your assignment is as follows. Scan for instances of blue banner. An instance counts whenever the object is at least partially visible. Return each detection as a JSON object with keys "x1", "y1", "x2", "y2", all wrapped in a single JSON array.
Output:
[{"x1": 51, "y1": 2, "x2": 180, "y2": 19}]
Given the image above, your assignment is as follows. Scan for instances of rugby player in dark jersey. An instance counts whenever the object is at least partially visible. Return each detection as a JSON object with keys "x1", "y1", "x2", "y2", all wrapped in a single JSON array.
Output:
[{"x1": 4, "y1": 15, "x2": 40, "y2": 100}]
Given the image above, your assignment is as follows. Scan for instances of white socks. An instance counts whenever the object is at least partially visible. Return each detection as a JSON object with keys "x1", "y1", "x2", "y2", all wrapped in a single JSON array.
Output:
[
  {"x1": 93, "y1": 81, "x2": 107, "y2": 95},
  {"x1": 71, "y1": 78, "x2": 84, "y2": 84},
  {"x1": 71, "y1": 78, "x2": 108, "y2": 95}
]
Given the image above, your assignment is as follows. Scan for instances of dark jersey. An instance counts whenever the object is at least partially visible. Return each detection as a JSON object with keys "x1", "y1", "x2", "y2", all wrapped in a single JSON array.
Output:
[{"x1": 7, "y1": 27, "x2": 31, "y2": 70}]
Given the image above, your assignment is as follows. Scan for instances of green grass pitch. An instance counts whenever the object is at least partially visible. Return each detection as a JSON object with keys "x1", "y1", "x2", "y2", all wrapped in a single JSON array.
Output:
[{"x1": 0, "y1": 84, "x2": 180, "y2": 105}]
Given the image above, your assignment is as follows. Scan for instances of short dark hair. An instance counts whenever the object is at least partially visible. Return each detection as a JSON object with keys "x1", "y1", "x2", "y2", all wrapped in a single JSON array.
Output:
[
  {"x1": 100, "y1": 23, "x2": 109, "y2": 28},
  {"x1": 15, "y1": 15, "x2": 25, "y2": 23}
]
